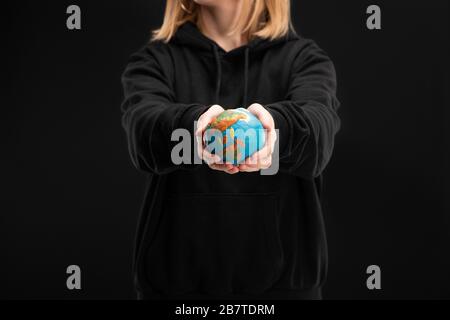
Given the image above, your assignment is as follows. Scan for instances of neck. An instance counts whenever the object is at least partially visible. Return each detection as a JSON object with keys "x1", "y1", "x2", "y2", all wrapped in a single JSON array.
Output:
[{"x1": 197, "y1": 2, "x2": 248, "y2": 52}]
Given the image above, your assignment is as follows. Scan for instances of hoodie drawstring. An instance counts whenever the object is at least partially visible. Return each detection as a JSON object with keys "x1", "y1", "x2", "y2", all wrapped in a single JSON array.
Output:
[
  {"x1": 243, "y1": 47, "x2": 249, "y2": 108},
  {"x1": 213, "y1": 45, "x2": 222, "y2": 103},
  {"x1": 212, "y1": 45, "x2": 250, "y2": 107}
]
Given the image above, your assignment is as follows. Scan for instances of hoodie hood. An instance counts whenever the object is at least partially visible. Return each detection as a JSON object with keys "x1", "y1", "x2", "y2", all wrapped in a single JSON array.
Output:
[
  {"x1": 171, "y1": 21, "x2": 301, "y2": 106},
  {"x1": 172, "y1": 21, "x2": 300, "y2": 52}
]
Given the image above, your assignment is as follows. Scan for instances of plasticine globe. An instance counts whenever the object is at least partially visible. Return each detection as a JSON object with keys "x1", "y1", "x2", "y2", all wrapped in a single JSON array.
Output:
[{"x1": 203, "y1": 108, "x2": 265, "y2": 165}]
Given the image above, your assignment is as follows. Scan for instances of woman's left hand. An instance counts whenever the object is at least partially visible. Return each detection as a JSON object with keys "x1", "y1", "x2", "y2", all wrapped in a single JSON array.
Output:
[{"x1": 238, "y1": 103, "x2": 277, "y2": 172}]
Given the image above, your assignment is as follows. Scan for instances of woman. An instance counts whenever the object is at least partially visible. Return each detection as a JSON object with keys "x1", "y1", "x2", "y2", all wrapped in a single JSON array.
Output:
[{"x1": 121, "y1": 0, "x2": 340, "y2": 300}]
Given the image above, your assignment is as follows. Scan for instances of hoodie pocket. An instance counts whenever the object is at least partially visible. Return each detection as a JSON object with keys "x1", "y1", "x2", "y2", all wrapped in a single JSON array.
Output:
[{"x1": 144, "y1": 193, "x2": 284, "y2": 295}]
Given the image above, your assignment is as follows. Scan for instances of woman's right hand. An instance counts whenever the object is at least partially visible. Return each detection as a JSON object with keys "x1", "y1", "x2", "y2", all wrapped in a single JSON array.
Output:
[{"x1": 195, "y1": 105, "x2": 239, "y2": 175}]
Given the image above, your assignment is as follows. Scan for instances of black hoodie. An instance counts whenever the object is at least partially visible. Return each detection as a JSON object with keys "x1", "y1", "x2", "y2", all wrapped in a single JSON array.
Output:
[{"x1": 121, "y1": 22, "x2": 340, "y2": 300}]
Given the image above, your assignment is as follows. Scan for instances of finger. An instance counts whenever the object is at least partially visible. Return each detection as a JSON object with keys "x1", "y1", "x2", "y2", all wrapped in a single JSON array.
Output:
[
  {"x1": 209, "y1": 104, "x2": 225, "y2": 115},
  {"x1": 247, "y1": 103, "x2": 264, "y2": 117},
  {"x1": 195, "y1": 118, "x2": 209, "y2": 159},
  {"x1": 248, "y1": 145, "x2": 271, "y2": 164},
  {"x1": 195, "y1": 105, "x2": 226, "y2": 162},
  {"x1": 252, "y1": 128, "x2": 277, "y2": 162},
  {"x1": 195, "y1": 119, "x2": 208, "y2": 139},
  {"x1": 238, "y1": 164, "x2": 259, "y2": 172},
  {"x1": 245, "y1": 141, "x2": 271, "y2": 167},
  {"x1": 240, "y1": 154, "x2": 272, "y2": 171},
  {"x1": 195, "y1": 118, "x2": 225, "y2": 160},
  {"x1": 195, "y1": 132, "x2": 205, "y2": 159},
  {"x1": 259, "y1": 156, "x2": 272, "y2": 169},
  {"x1": 247, "y1": 103, "x2": 268, "y2": 122},
  {"x1": 247, "y1": 104, "x2": 273, "y2": 128},
  {"x1": 268, "y1": 128, "x2": 277, "y2": 149},
  {"x1": 203, "y1": 148, "x2": 221, "y2": 165},
  {"x1": 195, "y1": 105, "x2": 224, "y2": 137},
  {"x1": 210, "y1": 163, "x2": 234, "y2": 172},
  {"x1": 209, "y1": 159, "x2": 239, "y2": 174},
  {"x1": 195, "y1": 126, "x2": 204, "y2": 140},
  {"x1": 200, "y1": 106, "x2": 225, "y2": 129},
  {"x1": 225, "y1": 166, "x2": 239, "y2": 175},
  {"x1": 259, "y1": 116, "x2": 275, "y2": 131}
]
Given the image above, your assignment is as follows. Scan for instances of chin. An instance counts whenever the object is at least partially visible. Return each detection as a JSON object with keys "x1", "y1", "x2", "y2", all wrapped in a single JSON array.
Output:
[{"x1": 193, "y1": 0, "x2": 222, "y2": 7}]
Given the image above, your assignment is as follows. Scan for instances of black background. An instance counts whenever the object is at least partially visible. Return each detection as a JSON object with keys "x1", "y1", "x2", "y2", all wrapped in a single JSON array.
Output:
[{"x1": 2, "y1": 0, "x2": 449, "y2": 300}]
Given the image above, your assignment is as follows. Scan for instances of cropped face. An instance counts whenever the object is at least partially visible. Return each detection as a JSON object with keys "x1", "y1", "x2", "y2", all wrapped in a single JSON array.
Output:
[
  {"x1": 193, "y1": 0, "x2": 240, "y2": 7},
  {"x1": 153, "y1": 0, "x2": 290, "y2": 42}
]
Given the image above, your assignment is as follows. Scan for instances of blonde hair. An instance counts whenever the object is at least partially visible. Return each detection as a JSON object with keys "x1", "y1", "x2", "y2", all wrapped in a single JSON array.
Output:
[{"x1": 152, "y1": 0, "x2": 293, "y2": 42}]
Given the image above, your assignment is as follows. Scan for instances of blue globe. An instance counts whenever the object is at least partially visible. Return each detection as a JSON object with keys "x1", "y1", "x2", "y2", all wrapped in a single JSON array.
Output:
[{"x1": 203, "y1": 108, "x2": 265, "y2": 165}]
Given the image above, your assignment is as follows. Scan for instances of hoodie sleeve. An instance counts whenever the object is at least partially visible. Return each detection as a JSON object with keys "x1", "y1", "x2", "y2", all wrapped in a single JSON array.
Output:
[
  {"x1": 265, "y1": 40, "x2": 341, "y2": 179},
  {"x1": 121, "y1": 45, "x2": 210, "y2": 175}
]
